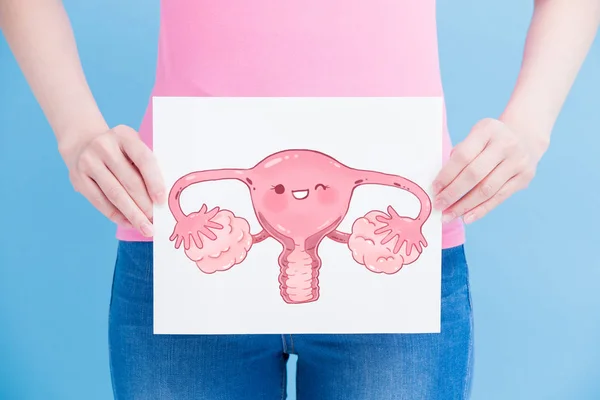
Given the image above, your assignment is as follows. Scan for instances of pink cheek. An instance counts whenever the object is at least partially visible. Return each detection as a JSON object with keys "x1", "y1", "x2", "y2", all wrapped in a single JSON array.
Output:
[
  {"x1": 317, "y1": 188, "x2": 339, "y2": 206},
  {"x1": 262, "y1": 191, "x2": 289, "y2": 213}
]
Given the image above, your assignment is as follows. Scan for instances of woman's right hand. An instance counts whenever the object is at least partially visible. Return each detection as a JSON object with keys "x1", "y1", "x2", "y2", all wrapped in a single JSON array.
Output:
[
  {"x1": 59, "y1": 125, "x2": 166, "y2": 237},
  {"x1": 1, "y1": 0, "x2": 165, "y2": 237}
]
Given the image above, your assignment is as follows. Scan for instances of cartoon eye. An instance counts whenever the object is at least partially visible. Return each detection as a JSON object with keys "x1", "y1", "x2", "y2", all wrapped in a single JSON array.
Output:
[
  {"x1": 272, "y1": 184, "x2": 285, "y2": 194},
  {"x1": 315, "y1": 184, "x2": 329, "y2": 191}
]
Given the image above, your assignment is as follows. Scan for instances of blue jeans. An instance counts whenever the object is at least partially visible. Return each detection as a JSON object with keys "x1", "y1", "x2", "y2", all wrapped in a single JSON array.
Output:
[{"x1": 109, "y1": 242, "x2": 474, "y2": 399}]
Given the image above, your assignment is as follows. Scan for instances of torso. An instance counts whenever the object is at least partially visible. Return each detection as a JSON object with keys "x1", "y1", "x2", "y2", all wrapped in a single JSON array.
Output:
[{"x1": 116, "y1": 0, "x2": 466, "y2": 248}]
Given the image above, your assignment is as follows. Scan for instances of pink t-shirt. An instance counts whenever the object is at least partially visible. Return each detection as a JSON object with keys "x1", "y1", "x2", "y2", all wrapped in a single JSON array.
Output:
[{"x1": 116, "y1": 0, "x2": 466, "y2": 249}]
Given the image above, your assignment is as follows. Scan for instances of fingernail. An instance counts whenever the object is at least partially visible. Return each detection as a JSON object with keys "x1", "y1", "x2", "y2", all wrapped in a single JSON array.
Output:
[
  {"x1": 154, "y1": 191, "x2": 166, "y2": 205},
  {"x1": 434, "y1": 198, "x2": 447, "y2": 210},
  {"x1": 432, "y1": 181, "x2": 443, "y2": 193},
  {"x1": 141, "y1": 222, "x2": 153, "y2": 237},
  {"x1": 463, "y1": 213, "x2": 476, "y2": 224},
  {"x1": 442, "y1": 212, "x2": 455, "y2": 223}
]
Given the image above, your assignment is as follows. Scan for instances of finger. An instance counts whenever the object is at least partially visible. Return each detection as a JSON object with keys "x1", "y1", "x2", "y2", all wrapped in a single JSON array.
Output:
[
  {"x1": 170, "y1": 230, "x2": 179, "y2": 244},
  {"x1": 101, "y1": 143, "x2": 154, "y2": 221},
  {"x1": 190, "y1": 232, "x2": 203, "y2": 249},
  {"x1": 405, "y1": 242, "x2": 413, "y2": 257},
  {"x1": 206, "y1": 221, "x2": 224, "y2": 230},
  {"x1": 80, "y1": 176, "x2": 132, "y2": 228},
  {"x1": 117, "y1": 126, "x2": 166, "y2": 204},
  {"x1": 184, "y1": 235, "x2": 193, "y2": 251},
  {"x1": 443, "y1": 160, "x2": 517, "y2": 222},
  {"x1": 394, "y1": 238, "x2": 406, "y2": 255},
  {"x1": 173, "y1": 235, "x2": 183, "y2": 249},
  {"x1": 412, "y1": 242, "x2": 422, "y2": 255},
  {"x1": 462, "y1": 175, "x2": 523, "y2": 224},
  {"x1": 206, "y1": 206, "x2": 220, "y2": 219},
  {"x1": 89, "y1": 164, "x2": 153, "y2": 236},
  {"x1": 373, "y1": 225, "x2": 391, "y2": 235},
  {"x1": 434, "y1": 141, "x2": 505, "y2": 210},
  {"x1": 199, "y1": 204, "x2": 208, "y2": 214},
  {"x1": 432, "y1": 119, "x2": 494, "y2": 194},
  {"x1": 387, "y1": 205, "x2": 400, "y2": 219},
  {"x1": 180, "y1": 235, "x2": 190, "y2": 251},
  {"x1": 199, "y1": 226, "x2": 218, "y2": 241},
  {"x1": 375, "y1": 216, "x2": 391, "y2": 224},
  {"x1": 380, "y1": 232, "x2": 397, "y2": 246}
]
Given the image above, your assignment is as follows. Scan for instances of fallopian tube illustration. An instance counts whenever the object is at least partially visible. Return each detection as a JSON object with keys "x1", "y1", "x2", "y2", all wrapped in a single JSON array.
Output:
[{"x1": 168, "y1": 149, "x2": 432, "y2": 304}]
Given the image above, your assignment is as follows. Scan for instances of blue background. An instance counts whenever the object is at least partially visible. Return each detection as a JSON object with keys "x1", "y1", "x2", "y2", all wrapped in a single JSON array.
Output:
[{"x1": 1, "y1": 1, "x2": 599, "y2": 399}]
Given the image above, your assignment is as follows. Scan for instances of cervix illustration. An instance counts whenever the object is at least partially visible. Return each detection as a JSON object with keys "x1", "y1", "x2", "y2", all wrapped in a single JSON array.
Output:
[{"x1": 168, "y1": 149, "x2": 432, "y2": 304}]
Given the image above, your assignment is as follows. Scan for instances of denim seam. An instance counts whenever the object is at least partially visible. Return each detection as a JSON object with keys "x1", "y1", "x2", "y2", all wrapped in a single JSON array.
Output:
[
  {"x1": 289, "y1": 334, "x2": 296, "y2": 354},
  {"x1": 108, "y1": 244, "x2": 121, "y2": 400},
  {"x1": 280, "y1": 335, "x2": 289, "y2": 400},
  {"x1": 463, "y1": 254, "x2": 475, "y2": 400},
  {"x1": 463, "y1": 310, "x2": 475, "y2": 399},
  {"x1": 281, "y1": 334, "x2": 288, "y2": 354}
]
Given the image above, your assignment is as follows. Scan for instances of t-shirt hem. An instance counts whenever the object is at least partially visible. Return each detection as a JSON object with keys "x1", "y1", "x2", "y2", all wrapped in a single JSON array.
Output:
[{"x1": 441, "y1": 230, "x2": 466, "y2": 249}]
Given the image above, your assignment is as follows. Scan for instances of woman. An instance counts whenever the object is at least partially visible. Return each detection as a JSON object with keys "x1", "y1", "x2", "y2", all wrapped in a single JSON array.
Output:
[{"x1": 1, "y1": 0, "x2": 598, "y2": 398}]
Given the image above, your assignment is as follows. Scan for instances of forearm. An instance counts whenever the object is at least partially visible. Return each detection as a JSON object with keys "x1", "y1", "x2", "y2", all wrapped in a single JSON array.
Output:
[
  {"x1": 0, "y1": 0, "x2": 108, "y2": 152},
  {"x1": 500, "y1": 0, "x2": 600, "y2": 147}
]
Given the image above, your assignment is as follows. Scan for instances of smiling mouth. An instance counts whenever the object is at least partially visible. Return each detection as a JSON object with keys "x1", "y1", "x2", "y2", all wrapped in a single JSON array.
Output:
[{"x1": 292, "y1": 189, "x2": 310, "y2": 200}]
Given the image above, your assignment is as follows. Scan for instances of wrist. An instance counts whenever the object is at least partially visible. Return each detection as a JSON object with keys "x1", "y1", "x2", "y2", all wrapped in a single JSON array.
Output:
[
  {"x1": 499, "y1": 101, "x2": 553, "y2": 159},
  {"x1": 56, "y1": 119, "x2": 109, "y2": 162}
]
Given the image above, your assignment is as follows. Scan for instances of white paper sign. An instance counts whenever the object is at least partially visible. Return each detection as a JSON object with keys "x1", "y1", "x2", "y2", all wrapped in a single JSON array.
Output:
[{"x1": 153, "y1": 97, "x2": 442, "y2": 334}]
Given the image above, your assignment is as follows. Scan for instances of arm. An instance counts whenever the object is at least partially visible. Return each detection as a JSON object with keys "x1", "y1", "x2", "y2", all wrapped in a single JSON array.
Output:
[
  {"x1": 0, "y1": 0, "x2": 107, "y2": 148},
  {"x1": 433, "y1": 0, "x2": 600, "y2": 223},
  {"x1": 500, "y1": 0, "x2": 600, "y2": 145},
  {"x1": 0, "y1": 0, "x2": 165, "y2": 235}
]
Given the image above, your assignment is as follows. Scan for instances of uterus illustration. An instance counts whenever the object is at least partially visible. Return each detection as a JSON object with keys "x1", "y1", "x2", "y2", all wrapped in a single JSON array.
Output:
[{"x1": 168, "y1": 149, "x2": 432, "y2": 305}]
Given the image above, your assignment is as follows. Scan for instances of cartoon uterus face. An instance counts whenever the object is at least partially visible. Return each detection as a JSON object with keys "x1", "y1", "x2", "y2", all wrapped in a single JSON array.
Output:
[{"x1": 248, "y1": 151, "x2": 352, "y2": 241}]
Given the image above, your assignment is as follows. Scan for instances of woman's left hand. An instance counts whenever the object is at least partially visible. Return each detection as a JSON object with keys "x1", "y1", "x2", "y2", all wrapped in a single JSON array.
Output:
[{"x1": 432, "y1": 118, "x2": 549, "y2": 224}]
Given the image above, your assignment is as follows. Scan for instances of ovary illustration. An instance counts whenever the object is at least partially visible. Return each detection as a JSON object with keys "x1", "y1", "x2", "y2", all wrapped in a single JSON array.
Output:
[{"x1": 168, "y1": 149, "x2": 432, "y2": 304}]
